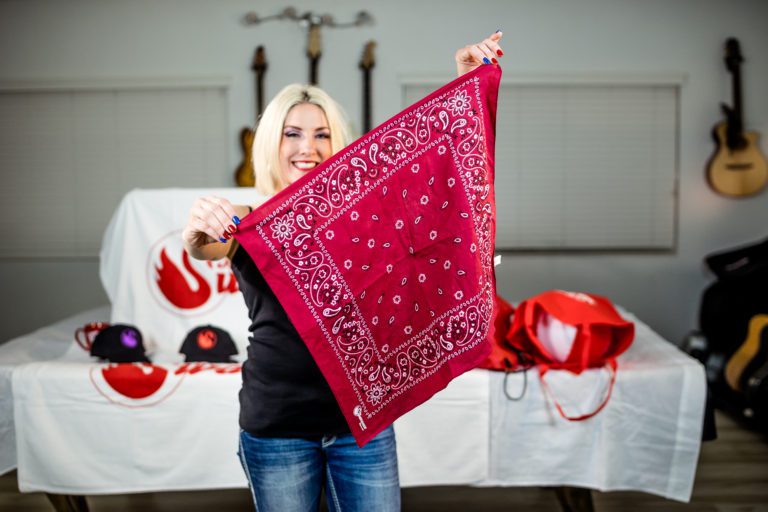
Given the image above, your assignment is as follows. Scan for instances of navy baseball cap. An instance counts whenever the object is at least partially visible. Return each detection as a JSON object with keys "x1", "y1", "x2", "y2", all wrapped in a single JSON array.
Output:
[
  {"x1": 91, "y1": 324, "x2": 151, "y2": 363},
  {"x1": 180, "y1": 325, "x2": 238, "y2": 363}
]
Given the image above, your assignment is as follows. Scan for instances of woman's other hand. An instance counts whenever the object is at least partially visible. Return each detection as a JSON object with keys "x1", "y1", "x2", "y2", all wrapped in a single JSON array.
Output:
[{"x1": 455, "y1": 30, "x2": 504, "y2": 77}]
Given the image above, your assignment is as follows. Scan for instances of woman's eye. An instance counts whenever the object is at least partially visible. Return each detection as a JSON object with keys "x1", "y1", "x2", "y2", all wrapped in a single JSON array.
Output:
[
  {"x1": 317, "y1": 132, "x2": 330, "y2": 139},
  {"x1": 284, "y1": 131, "x2": 300, "y2": 138}
]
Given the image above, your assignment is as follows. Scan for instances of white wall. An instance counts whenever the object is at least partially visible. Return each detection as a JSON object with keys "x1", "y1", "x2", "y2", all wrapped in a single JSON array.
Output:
[{"x1": 1, "y1": 0, "x2": 767, "y2": 345}]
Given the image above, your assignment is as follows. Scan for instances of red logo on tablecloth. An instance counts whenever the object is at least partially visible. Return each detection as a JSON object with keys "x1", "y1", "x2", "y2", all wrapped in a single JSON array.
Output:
[
  {"x1": 102, "y1": 364, "x2": 168, "y2": 398},
  {"x1": 89, "y1": 363, "x2": 184, "y2": 408},
  {"x1": 147, "y1": 230, "x2": 239, "y2": 316},
  {"x1": 89, "y1": 362, "x2": 241, "y2": 408}
]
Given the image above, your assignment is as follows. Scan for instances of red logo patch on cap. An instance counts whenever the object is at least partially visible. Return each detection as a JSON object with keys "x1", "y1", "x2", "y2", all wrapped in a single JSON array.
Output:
[{"x1": 197, "y1": 329, "x2": 218, "y2": 350}]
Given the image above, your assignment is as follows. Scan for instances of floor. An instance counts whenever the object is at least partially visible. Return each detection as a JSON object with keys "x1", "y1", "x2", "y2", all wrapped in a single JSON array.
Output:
[{"x1": 1, "y1": 411, "x2": 767, "y2": 512}]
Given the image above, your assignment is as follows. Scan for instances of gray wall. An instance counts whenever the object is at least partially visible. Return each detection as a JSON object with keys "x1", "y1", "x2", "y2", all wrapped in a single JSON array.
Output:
[{"x1": 1, "y1": 0, "x2": 767, "y2": 345}]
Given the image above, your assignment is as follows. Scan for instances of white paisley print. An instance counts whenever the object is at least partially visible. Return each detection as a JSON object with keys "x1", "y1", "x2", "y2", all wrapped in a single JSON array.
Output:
[{"x1": 270, "y1": 215, "x2": 296, "y2": 242}]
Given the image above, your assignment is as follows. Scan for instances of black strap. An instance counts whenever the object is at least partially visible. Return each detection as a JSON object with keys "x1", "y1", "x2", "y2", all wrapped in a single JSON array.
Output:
[{"x1": 502, "y1": 344, "x2": 535, "y2": 401}]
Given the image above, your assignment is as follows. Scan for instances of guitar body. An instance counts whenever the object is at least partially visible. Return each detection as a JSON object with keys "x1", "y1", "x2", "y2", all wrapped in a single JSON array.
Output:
[
  {"x1": 234, "y1": 127, "x2": 256, "y2": 187},
  {"x1": 738, "y1": 316, "x2": 768, "y2": 426},
  {"x1": 725, "y1": 314, "x2": 768, "y2": 392},
  {"x1": 707, "y1": 122, "x2": 768, "y2": 197}
]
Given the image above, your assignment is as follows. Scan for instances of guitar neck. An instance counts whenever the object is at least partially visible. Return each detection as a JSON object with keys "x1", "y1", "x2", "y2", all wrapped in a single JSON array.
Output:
[
  {"x1": 724, "y1": 38, "x2": 745, "y2": 141},
  {"x1": 309, "y1": 59, "x2": 320, "y2": 85},
  {"x1": 359, "y1": 41, "x2": 376, "y2": 134},
  {"x1": 256, "y1": 72, "x2": 265, "y2": 116},
  {"x1": 308, "y1": 24, "x2": 321, "y2": 85},
  {"x1": 252, "y1": 46, "x2": 268, "y2": 119},
  {"x1": 731, "y1": 66, "x2": 744, "y2": 134},
  {"x1": 362, "y1": 71, "x2": 371, "y2": 133}
]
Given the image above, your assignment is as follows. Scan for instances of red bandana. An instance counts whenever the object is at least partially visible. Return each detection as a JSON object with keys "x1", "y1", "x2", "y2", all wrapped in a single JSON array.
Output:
[{"x1": 235, "y1": 65, "x2": 501, "y2": 446}]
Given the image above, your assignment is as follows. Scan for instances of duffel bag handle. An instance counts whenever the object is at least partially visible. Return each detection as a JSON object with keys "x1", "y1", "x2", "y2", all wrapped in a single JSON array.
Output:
[{"x1": 538, "y1": 358, "x2": 617, "y2": 421}]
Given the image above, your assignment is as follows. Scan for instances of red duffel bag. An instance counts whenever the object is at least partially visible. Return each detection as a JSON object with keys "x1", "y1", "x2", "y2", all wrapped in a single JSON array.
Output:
[{"x1": 509, "y1": 290, "x2": 635, "y2": 421}]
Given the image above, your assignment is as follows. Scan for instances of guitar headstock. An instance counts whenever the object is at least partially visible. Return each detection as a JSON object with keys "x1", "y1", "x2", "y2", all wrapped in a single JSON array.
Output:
[
  {"x1": 359, "y1": 41, "x2": 377, "y2": 71},
  {"x1": 724, "y1": 38, "x2": 743, "y2": 73},
  {"x1": 251, "y1": 45, "x2": 267, "y2": 73}
]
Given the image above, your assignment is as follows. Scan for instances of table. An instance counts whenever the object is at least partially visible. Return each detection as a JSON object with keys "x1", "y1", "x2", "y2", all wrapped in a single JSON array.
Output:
[{"x1": 1, "y1": 305, "x2": 705, "y2": 506}]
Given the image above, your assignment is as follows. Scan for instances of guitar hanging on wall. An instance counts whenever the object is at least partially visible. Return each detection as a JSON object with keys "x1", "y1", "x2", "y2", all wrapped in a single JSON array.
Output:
[
  {"x1": 234, "y1": 46, "x2": 268, "y2": 187},
  {"x1": 706, "y1": 38, "x2": 767, "y2": 197}
]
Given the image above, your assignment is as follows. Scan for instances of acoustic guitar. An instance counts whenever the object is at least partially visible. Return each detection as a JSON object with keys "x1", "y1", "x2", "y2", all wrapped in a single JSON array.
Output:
[
  {"x1": 234, "y1": 46, "x2": 268, "y2": 187},
  {"x1": 706, "y1": 38, "x2": 768, "y2": 197}
]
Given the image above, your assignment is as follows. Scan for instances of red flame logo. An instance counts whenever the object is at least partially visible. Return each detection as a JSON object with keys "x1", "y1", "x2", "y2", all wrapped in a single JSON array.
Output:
[
  {"x1": 155, "y1": 248, "x2": 212, "y2": 310},
  {"x1": 148, "y1": 231, "x2": 240, "y2": 315}
]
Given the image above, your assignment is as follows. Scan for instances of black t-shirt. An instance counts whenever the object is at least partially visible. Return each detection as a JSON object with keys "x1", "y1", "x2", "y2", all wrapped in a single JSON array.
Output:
[{"x1": 230, "y1": 244, "x2": 350, "y2": 438}]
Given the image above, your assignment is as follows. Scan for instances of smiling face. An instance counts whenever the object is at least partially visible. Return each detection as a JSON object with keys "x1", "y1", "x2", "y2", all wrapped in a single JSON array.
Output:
[{"x1": 279, "y1": 102, "x2": 332, "y2": 186}]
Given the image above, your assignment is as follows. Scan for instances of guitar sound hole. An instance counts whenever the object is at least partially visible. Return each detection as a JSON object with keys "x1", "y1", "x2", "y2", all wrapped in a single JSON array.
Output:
[{"x1": 725, "y1": 163, "x2": 754, "y2": 171}]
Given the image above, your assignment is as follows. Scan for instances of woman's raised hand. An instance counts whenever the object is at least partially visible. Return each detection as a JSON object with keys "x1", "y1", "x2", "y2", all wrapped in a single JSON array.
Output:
[
  {"x1": 455, "y1": 30, "x2": 504, "y2": 77},
  {"x1": 182, "y1": 196, "x2": 241, "y2": 250}
]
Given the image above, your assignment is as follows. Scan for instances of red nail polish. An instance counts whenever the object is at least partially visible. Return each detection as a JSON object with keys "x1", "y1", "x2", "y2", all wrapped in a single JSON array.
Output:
[
  {"x1": 223, "y1": 231, "x2": 232, "y2": 240},
  {"x1": 497, "y1": 49, "x2": 504, "y2": 57},
  {"x1": 227, "y1": 224, "x2": 237, "y2": 234},
  {"x1": 492, "y1": 57, "x2": 498, "y2": 64}
]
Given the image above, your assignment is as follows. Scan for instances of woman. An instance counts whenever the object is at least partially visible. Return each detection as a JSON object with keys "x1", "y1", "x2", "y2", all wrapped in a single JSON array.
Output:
[{"x1": 182, "y1": 31, "x2": 503, "y2": 512}]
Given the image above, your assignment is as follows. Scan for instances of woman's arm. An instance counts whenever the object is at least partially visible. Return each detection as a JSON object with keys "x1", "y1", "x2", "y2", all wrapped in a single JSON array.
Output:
[
  {"x1": 182, "y1": 196, "x2": 253, "y2": 261},
  {"x1": 455, "y1": 30, "x2": 504, "y2": 77}
]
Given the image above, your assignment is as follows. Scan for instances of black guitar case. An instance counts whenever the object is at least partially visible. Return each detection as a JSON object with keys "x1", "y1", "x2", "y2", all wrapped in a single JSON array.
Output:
[
  {"x1": 700, "y1": 236, "x2": 768, "y2": 429},
  {"x1": 700, "y1": 237, "x2": 768, "y2": 357}
]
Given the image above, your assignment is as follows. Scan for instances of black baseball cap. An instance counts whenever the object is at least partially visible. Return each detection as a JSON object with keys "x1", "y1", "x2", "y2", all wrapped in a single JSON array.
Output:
[
  {"x1": 91, "y1": 324, "x2": 151, "y2": 363},
  {"x1": 180, "y1": 325, "x2": 239, "y2": 363}
]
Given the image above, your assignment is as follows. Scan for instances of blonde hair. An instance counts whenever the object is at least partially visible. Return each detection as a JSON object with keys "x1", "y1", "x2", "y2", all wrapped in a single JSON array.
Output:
[{"x1": 252, "y1": 84, "x2": 354, "y2": 196}]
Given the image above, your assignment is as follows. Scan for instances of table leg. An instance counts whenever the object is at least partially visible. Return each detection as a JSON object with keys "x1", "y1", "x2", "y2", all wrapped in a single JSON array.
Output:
[
  {"x1": 553, "y1": 486, "x2": 594, "y2": 512},
  {"x1": 45, "y1": 493, "x2": 90, "y2": 512}
]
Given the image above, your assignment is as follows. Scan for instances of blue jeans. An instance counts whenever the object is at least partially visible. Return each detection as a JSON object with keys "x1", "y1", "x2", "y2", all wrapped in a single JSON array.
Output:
[{"x1": 237, "y1": 426, "x2": 401, "y2": 511}]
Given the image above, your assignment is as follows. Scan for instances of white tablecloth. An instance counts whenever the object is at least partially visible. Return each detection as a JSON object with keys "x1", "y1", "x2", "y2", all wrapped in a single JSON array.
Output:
[
  {"x1": 0, "y1": 306, "x2": 111, "y2": 476},
  {"x1": 2, "y1": 307, "x2": 705, "y2": 502}
]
